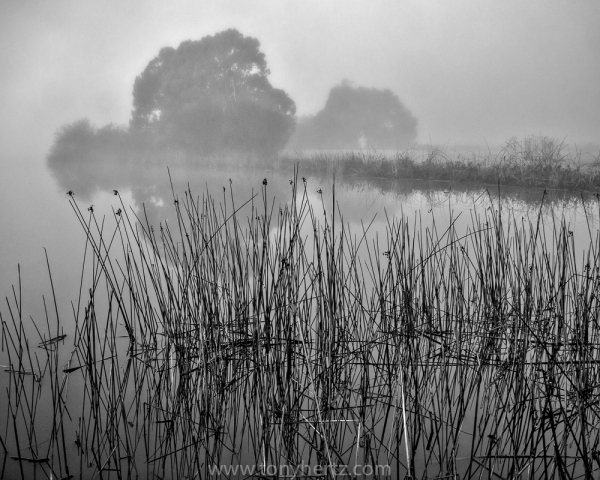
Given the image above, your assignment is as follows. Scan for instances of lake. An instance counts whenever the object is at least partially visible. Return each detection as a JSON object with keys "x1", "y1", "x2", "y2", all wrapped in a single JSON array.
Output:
[{"x1": 2, "y1": 155, "x2": 600, "y2": 479}]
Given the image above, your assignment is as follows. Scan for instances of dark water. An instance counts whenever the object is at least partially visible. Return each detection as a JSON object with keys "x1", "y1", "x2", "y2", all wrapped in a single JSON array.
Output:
[{"x1": 2, "y1": 157, "x2": 600, "y2": 478}]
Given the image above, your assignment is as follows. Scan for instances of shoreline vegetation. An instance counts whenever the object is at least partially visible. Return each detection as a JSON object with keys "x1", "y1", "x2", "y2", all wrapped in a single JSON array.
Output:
[
  {"x1": 2, "y1": 176, "x2": 600, "y2": 478},
  {"x1": 48, "y1": 132, "x2": 600, "y2": 198},
  {"x1": 278, "y1": 135, "x2": 600, "y2": 192}
]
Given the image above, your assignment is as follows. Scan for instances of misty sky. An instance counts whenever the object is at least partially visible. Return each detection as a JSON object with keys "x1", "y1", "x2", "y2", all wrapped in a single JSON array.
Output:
[{"x1": 1, "y1": 0, "x2": 599, "y2": 160}]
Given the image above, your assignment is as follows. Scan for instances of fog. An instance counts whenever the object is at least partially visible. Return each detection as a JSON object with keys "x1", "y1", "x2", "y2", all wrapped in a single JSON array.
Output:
[
  {"x1": 1, "y1": 4, "x2": 600, "y2": 476},
  {"x1": 1, "y1": 0, "x2": 599, "y2": 165}
]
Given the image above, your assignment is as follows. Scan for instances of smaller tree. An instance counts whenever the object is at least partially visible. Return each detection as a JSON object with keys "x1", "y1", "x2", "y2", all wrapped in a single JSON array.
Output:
[
  {"x1": 48, "y1": 119, "x2": 95, "y2": 162},
  {"x1": 47, "y1": 119, "x2": 133, "y2": 195},
  {"x1": 290, "y1": 82, "x2": 418, "y2": 150}
]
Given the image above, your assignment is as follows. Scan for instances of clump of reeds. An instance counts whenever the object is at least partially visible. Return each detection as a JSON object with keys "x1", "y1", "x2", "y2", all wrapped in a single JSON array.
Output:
[
  {"x1": 279, "y1": 135, "x2": 600, "y2": 191},
  {"x1": 2, "y1": 173, "x2": 600, "y2": 479}
]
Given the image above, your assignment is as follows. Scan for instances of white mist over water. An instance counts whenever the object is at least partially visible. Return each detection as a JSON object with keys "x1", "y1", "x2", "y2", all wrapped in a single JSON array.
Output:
[
  {"x1": 1, "y1": 1, "x2": 599, "y2": 161},
  {"x1": 3, "y1": 161, "x2": 598, "y2": 319}
]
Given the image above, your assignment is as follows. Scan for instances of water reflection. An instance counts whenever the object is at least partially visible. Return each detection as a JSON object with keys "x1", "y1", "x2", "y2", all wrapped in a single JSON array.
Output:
[
  {"x1": 51, "y1": 161, "x2": 600, "y2": 307},
  {"x1": 50, "y1": 158, "x2": 600, "y2": 235}
]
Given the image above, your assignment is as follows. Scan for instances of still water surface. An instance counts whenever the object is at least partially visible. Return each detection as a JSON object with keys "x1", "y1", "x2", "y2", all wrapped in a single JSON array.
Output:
[
  {"x1": 2, "y1": 159, "x2": 596, "y2": 309},
  {"x1": 1, "y1": 157, "x2": 599, "y2": 478},
  {"x1": 2, "y1": 158, "x2": 598, "y2": 378}
]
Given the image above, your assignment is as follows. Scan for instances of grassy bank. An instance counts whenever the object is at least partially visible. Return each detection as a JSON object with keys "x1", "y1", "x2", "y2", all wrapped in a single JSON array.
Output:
[
  {"x1": 2, "y1": 176, "x2": 600, "y2": 478},
  {"x1": 279, "y1": 135, "x2": 600, "y2": 191},
  {"x1": 48, "y1": 134, "x2": 600, "y2": 202}
]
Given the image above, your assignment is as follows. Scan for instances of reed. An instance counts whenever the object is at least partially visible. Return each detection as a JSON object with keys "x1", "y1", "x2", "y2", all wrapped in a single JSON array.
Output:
[{"x1": 2, "y1": 173, "x2": 600, "y2": 479}]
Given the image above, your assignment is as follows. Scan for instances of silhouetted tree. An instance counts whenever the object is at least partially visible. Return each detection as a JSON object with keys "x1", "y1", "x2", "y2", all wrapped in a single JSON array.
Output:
[
  {"x1": 130, "y1": 29, "x2": 296, "y2": 155},
  {"x1": 290, "y1": 82, "x2": 417, "y2": 150},
  {"x1": 48, "y1": 120, "x2": 132, "y2": 168}
]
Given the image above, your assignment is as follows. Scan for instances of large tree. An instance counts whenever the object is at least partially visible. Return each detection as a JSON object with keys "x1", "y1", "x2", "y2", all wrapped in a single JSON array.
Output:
[
  {"x1": 130, "y1": 29, "x2": 296, "y2": 155},
  {"x1": 290, "y1": 82, "x2": 418, "y2": 150}
]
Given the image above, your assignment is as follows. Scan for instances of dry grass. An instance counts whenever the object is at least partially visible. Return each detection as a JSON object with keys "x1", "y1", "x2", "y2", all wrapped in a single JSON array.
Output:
[{"x1": 279, "y1": 135, "x2": 600, "y2": 191}]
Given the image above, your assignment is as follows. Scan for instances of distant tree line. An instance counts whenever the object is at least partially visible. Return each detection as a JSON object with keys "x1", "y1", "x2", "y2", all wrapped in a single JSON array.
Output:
[{"x1": 48, "y1": 29, "x2": 419, "y2": 180}]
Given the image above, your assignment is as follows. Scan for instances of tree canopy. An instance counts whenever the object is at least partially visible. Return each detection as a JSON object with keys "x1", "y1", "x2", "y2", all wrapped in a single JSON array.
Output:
[
  {"x1": 290, "y1": 82, "x2": 418, "y2": 150},
  {"x1": 130, "y1": 29, "x2": 296, "y2": 155}
]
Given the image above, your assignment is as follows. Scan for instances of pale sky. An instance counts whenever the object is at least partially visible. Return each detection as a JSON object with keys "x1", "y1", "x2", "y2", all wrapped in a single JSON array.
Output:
[{"x1": 1, "y1": 0, "x2": 599, "y2": 160}]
